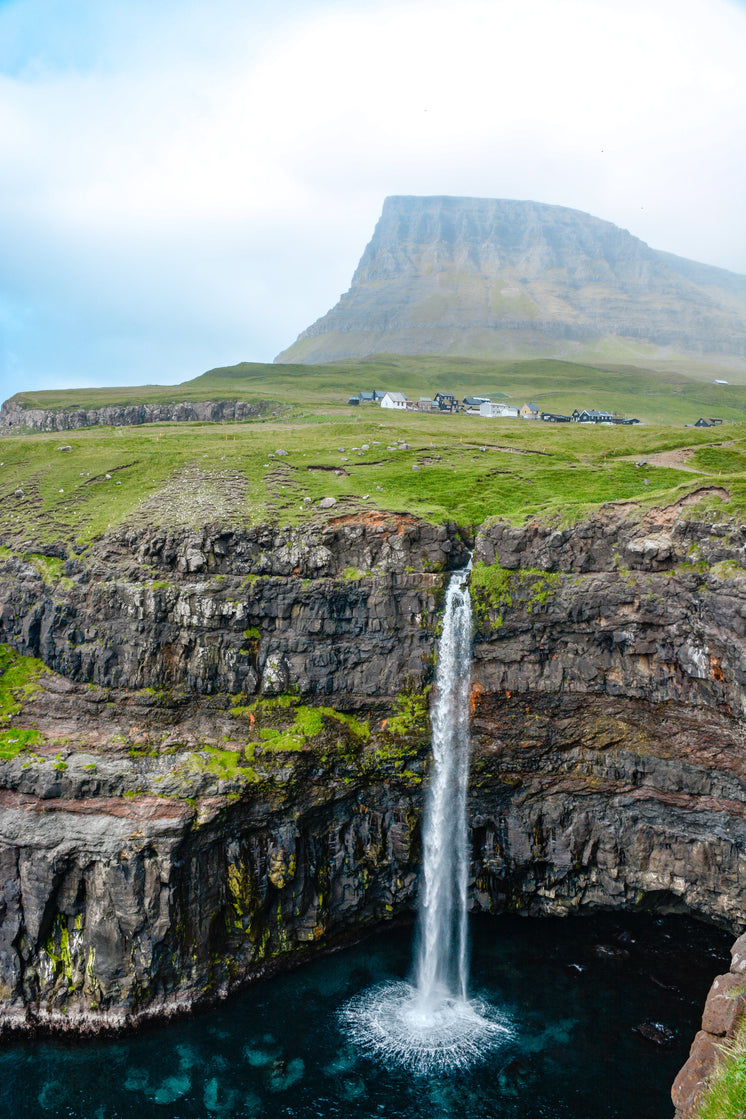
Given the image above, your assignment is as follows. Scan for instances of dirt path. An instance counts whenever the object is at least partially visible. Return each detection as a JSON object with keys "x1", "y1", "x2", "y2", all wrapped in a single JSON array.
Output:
[
  {"x1": 638, "y1": 448, "x2": 703, "y2": 472},
  {"x1": 633, "y1": 440, "x2": 735, "y2": 473}
]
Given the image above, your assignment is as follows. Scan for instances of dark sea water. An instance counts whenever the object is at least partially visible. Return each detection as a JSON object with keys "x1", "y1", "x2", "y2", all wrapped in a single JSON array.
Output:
[{"x1": 2, "y1": 913, "x2": 731, "y2": 1119}]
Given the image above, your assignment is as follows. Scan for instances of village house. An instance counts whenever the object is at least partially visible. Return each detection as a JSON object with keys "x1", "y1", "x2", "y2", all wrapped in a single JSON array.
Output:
[
  {"x1": 434, "y1": 392, "x2": 458, "y2": 412},
  {"x1": 380, "y1": 392, "x2": 407, "y2": 410},
  {"x1": 414, "y1": 397, "x2": 440, "y2": 413},
  {"x1": 572, "y1": 408, "x2": 614, "y2": 423},
  {"x1": 480, "y1": 402, "x2": 520, "y2": 418},
  {"x1": 540, "y1": 411, "x2": 571, "y2": 423},
  {"x1": 520, "y1": 402, "x2": 541, "y2": 420}
]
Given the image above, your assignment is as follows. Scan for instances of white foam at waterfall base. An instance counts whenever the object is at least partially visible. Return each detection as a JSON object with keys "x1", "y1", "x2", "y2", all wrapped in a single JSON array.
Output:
[
  {"x1": 339, "y1": 567, "x2": 513, "y2": 1073},
  {"x1": 339, "y1": 980, "x2": 511, "y2": 1074}
]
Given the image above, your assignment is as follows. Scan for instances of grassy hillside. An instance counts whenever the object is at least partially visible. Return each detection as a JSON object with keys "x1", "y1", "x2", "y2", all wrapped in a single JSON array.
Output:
[
  {"x1": 277, "y1": 324, "x2": 746, "y2": 382},
  {"x1": 7, "y1": 355, "x2": 746, "y2": 427},
  {"x1": 2, "y1": 408, "x2": 746, "y2": 554},
  {"x1": 4, "y1": 354, "x2": 745, "y2": 552}
]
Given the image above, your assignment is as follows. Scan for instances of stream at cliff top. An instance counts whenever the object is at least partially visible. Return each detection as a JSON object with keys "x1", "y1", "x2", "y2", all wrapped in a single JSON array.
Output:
[{"x1": 2, "y1": 912, "x2": 731, "y2": 1119}]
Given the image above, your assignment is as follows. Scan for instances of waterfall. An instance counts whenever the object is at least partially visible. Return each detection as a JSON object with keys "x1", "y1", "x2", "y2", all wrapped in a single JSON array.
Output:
[
  {"x1": 414, "y1": 567, "x2": 473, "y2": 1006},
  {"x1": 340, "y1": 566, "x2": 511, "y2": 1073}
]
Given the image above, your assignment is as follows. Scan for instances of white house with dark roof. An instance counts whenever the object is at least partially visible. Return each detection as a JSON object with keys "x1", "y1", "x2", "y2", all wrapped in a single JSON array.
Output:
[
  {"x1": 480, "y1": 401, "x2": 520, "y2": 418},
  {"x1": 380, "y1": 392, "x2": 408, "y2": 410}
]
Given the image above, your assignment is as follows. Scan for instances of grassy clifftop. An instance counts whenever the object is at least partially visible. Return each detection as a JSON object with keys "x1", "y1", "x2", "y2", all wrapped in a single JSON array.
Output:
[
  {"x1": 7, "y1": 354, "x2": 746, "y2": 426},
  {"x1": 3, "y1": 354, "x2": 746, "y2": 549},
  {"x1": 1, "y1": 408, "x2": 746, "y2": 550}
]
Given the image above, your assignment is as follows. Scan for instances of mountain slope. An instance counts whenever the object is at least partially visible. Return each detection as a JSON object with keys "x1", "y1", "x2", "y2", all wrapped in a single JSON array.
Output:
[{"x1": 276, "y1": 196, "x2": 746, "y2": 370}]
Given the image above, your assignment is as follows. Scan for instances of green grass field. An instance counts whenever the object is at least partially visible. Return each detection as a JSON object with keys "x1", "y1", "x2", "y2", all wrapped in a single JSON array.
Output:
[
  {"x1": 3, "y1": 354, "x2": 746, "y2": 551},
  {"x1": 2, "y1": 405, "x2": 746, "y2": 551},
  {"x1": 7, "y1": 354, "x2": 746, "y2": 427}
]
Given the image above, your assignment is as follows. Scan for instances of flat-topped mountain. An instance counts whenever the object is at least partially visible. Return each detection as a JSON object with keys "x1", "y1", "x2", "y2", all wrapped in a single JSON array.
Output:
[{"x1": 276, "y1": 196, "x2": 746, "y2": 369}]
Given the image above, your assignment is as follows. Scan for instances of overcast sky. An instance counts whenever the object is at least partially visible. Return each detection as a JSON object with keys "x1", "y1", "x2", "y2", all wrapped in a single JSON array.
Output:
[{"x1": 1, "y1": 0, "x2": 745, "y2": 403}]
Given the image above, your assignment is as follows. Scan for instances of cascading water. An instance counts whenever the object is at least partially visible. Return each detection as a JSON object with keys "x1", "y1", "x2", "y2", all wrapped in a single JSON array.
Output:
[
  {"x1": 414, "y1": 565, "x2": 473, "y2": 1008},
  {"x1": 340, "y1": 566, "x2": 511, "y2": 1073}
]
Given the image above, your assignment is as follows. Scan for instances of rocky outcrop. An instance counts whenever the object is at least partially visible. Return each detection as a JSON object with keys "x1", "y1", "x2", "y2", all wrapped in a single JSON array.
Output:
[
  {"x1": 672, "y1": 933, "x2": 746, "y2": 1118},
  {"x1": 0, "y1": 494, "x2": 745, "y2": 1119},
  {"x1": 276, "y1": 196, "x2": 746, "y2": 368},
  {"x1": 0, "y1": 398, "x2": 283, "y2": 433}
]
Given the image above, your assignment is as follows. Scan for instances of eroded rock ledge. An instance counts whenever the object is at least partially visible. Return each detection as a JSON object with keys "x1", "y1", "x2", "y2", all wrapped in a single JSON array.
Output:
[{"x1": 0, "y1": 500, "x2": 744, "y2": 1114}]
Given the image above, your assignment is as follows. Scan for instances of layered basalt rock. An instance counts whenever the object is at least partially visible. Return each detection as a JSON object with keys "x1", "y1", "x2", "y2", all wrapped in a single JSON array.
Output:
[
  {"x1": 0, "y1": 499, "x2": 744, "y2": 1119},
  {"x1": 469, "y1": 692, "x2": 746, "y2": 930},
  {"x1": 0, "y1": 513, "x2": 466, "y2": 695},
  {"x1": 0, "y1": 398, "x2": 282, "y2": 434},
  {"x1": 0, "y1": 759, "x2": 423, "y2": 1035}
]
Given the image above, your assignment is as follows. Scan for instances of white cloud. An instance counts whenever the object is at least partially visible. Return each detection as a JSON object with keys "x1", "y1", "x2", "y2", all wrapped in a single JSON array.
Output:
[{"x1": 0, "y1": 0, "x2": 744, "y2": 401}]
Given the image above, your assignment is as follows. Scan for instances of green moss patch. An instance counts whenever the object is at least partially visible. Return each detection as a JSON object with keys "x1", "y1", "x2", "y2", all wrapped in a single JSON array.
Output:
[
  {"x1": 190, "y1": 744, "x2": 257, "y2": 782},
  {"x1": 0, "y1": 727, "x2": 42, "y2": 760},
  {"x1": 230, "y1": 694, "x2": 370, "y2": 757},
  {"x1": 0, "y1": 645, "x2": 48, "y2": 757},
  {"x1": 44, "y1": 913, "x2": 76, "y2": 993},
  {"x1": 471, "y1": 560, "x2": 561, "y2": 629},
  {"x1": 383, "y1": 690, "x2": 430, "y2": 739},
  {"x1": 374, "y1": 690, "x2": 431, "y2": 766}
]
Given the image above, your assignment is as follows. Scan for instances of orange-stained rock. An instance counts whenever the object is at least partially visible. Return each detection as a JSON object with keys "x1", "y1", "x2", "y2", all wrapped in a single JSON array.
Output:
[{"x1": 469, "y1": 682, "x2": 486, "y2": 715}]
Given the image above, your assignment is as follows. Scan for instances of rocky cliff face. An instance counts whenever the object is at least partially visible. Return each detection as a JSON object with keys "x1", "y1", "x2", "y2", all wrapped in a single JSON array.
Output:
[
  {"x1": 0, "y1": 399, "x2": 282, "y2": 434},
  {"x1": 276, "y1": 196, "x2": 746, "y2": 368},
  {"x1": 1, "y1": 513, "x2": 466, "y2": 695},
  {"x1": 0, "y1": 498, "x2": 745, "y2": 1111}
]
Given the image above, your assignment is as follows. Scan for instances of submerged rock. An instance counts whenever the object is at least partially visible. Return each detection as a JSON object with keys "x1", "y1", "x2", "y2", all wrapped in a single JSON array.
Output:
[{"x1": 634, "y1": 1021, "x2": 676, "y2": 1046}]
